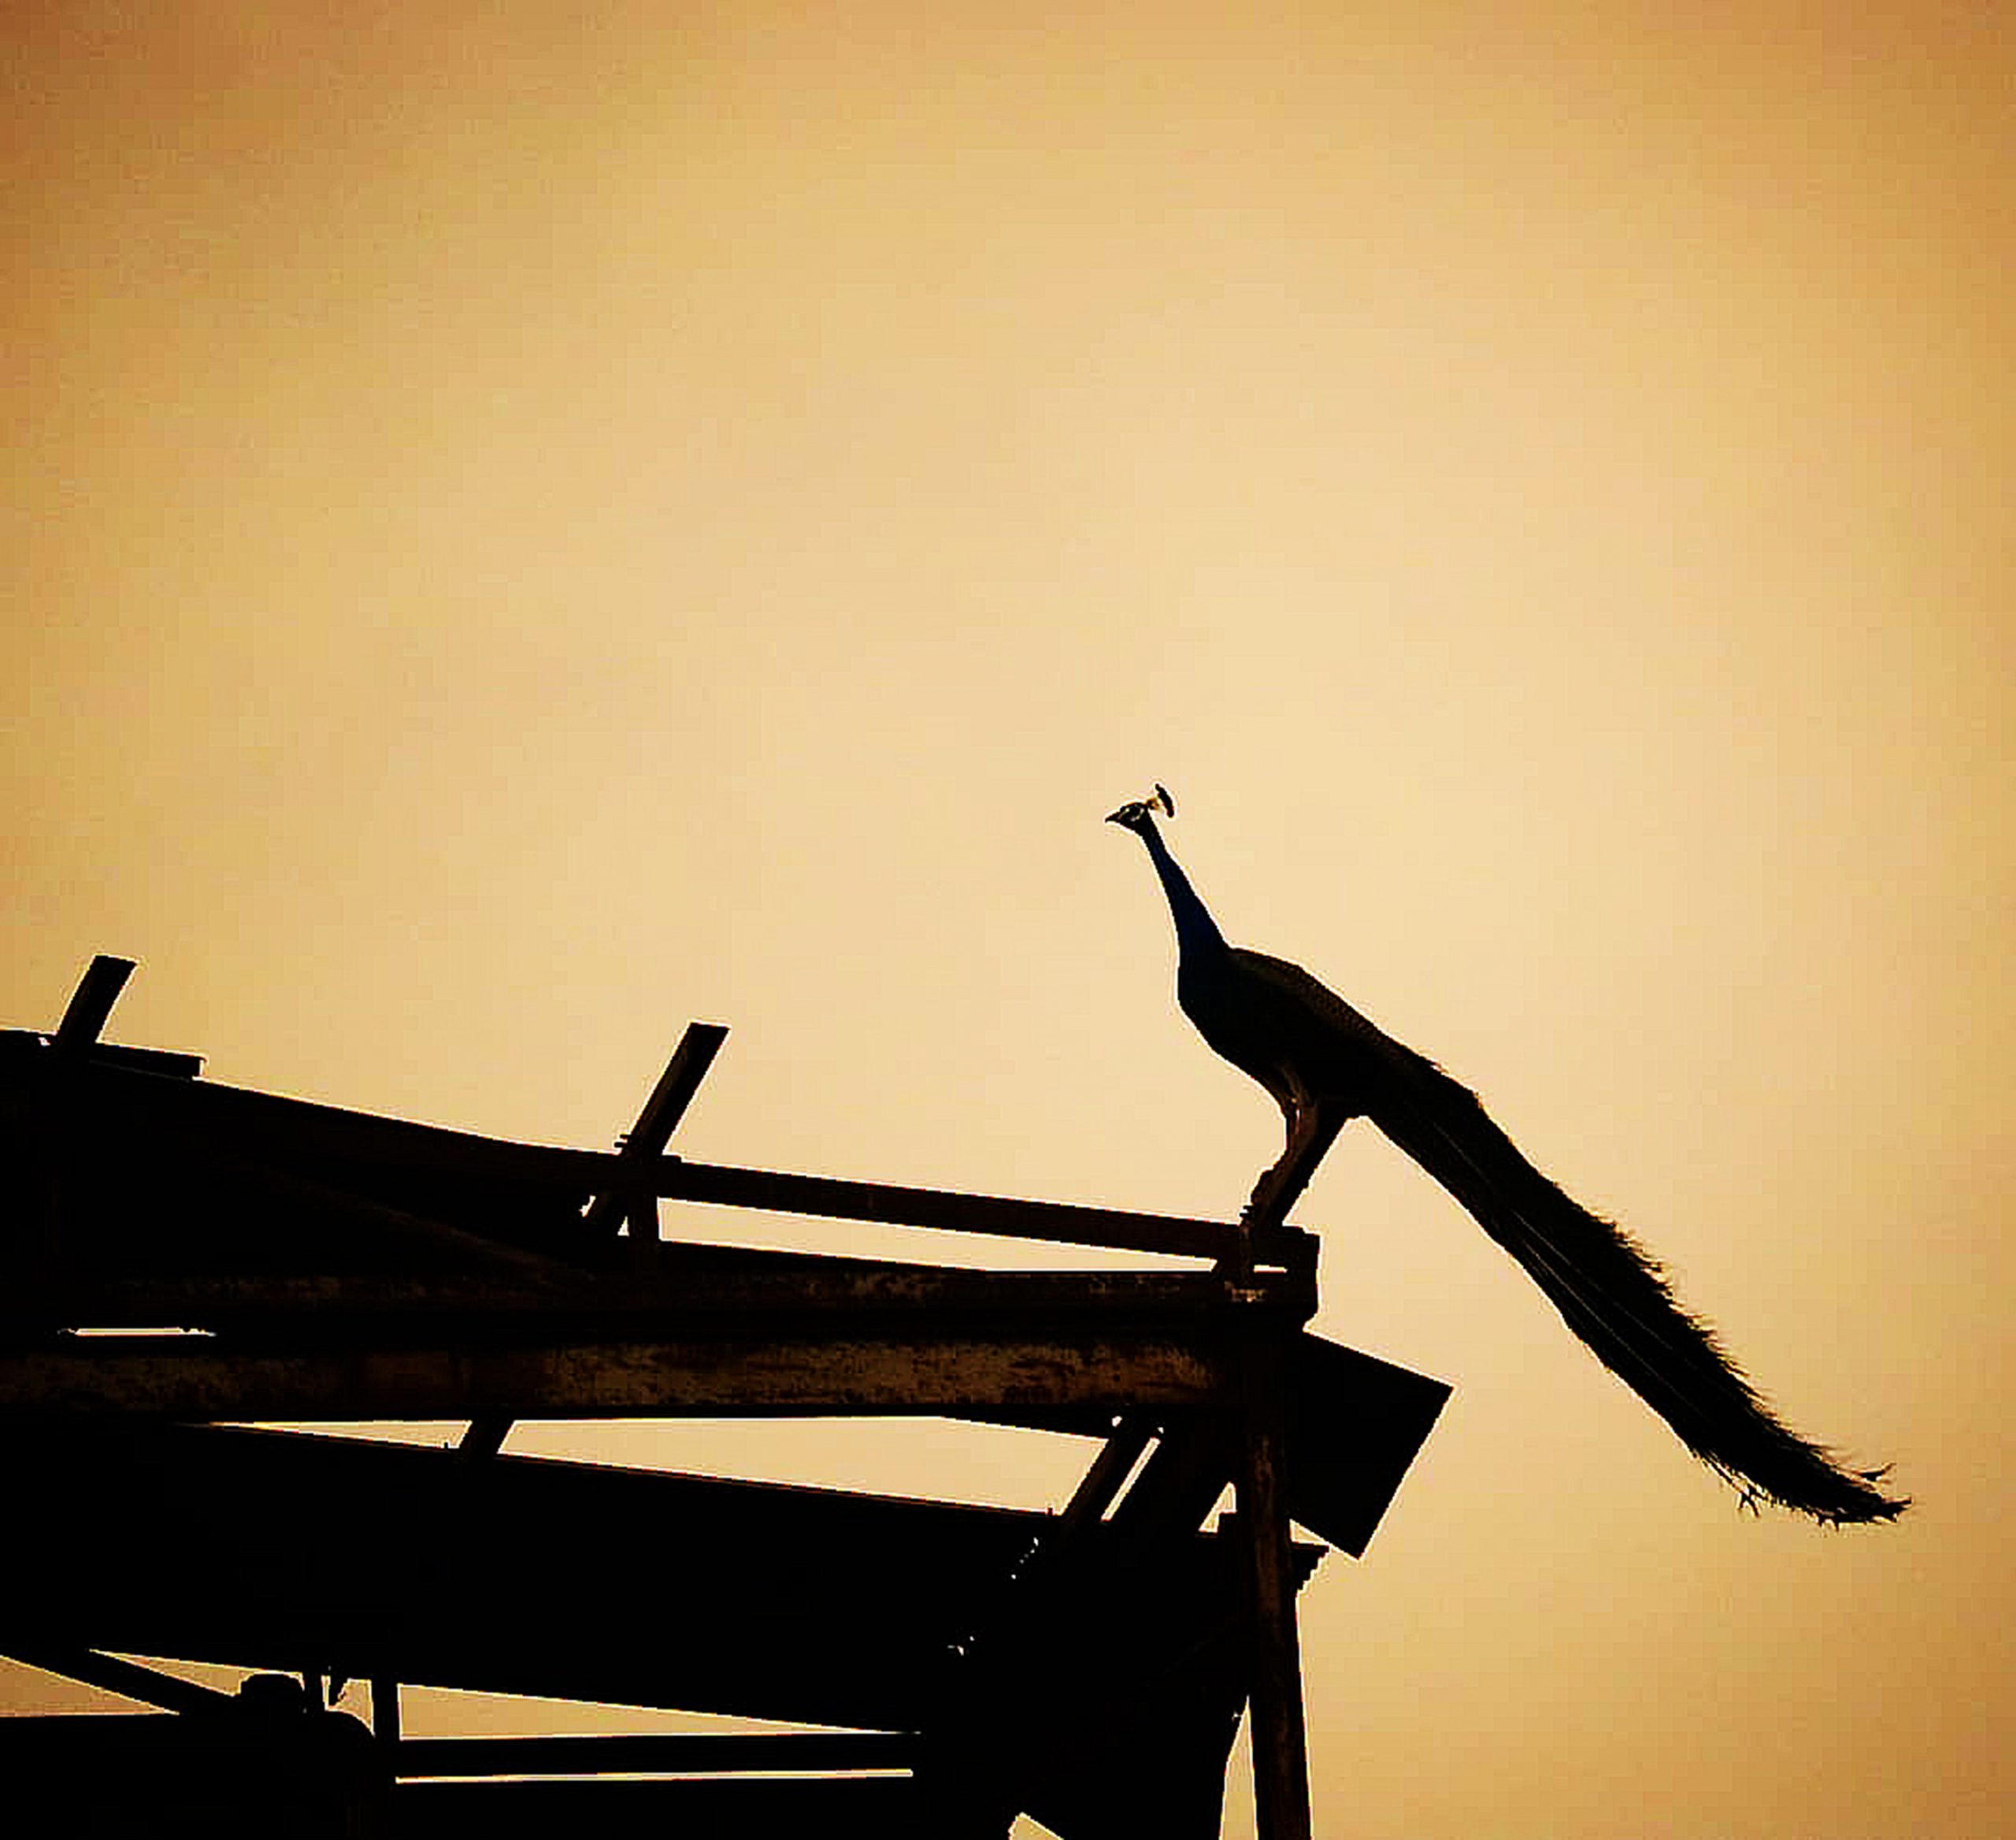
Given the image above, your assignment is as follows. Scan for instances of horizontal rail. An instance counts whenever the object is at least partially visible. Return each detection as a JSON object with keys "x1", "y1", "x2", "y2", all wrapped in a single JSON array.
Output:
[
  {"x1": 393, "y1": 1731, "x2": 916, "y2": 1779},
  {"x1": 656, "y1": 1158, "x2": 1245, "y2": 1261},
  {"x1": 3, "y1": 1050, "x2": 1293, "y2": 1261},
  {"x1": 0, "y1": 1331, "x2": 1229, "y2": 1418},
  {"x1": 51, "y1": 1264, "x2": 1289, "y2": 1328}
]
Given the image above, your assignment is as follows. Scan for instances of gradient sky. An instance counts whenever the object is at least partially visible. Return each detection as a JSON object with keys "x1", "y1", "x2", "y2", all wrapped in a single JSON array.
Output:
[{"x1": 6, "y1": 7, "x2": 2012, "y2": 1835}]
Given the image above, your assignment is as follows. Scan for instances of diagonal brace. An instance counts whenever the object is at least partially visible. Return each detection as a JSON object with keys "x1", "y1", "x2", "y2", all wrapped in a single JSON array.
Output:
[
  {"x1": 581, "y1": 1021, "x2": 728, "y2": 1240},
  {"x1": 52, "y1": 955, "x2": 136, "y2": 1054},
  {"x1": 461, "y1": 1022, "x2": 726, "y2": 1459}
]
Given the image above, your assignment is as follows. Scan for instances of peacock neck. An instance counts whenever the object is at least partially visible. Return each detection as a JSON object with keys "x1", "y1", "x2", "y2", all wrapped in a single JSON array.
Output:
[{"x1": 1139, "y1": 820, "x2": 1228, "y2": 963}]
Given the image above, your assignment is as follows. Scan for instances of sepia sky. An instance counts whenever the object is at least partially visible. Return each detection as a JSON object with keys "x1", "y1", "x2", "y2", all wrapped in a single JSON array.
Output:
[{"x1": 6, "y1": 6, "x2": 2012, "y2": 1834}]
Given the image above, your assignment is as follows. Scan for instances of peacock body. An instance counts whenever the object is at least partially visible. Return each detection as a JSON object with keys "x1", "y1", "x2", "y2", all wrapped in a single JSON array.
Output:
[{"x1": 1107, "y1": 783, "x2": 1905, "y2": 1526}]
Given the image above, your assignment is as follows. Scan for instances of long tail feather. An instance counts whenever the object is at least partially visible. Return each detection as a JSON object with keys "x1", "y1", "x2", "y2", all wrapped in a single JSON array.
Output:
[{"x1": 1366, "y1": 1048, "x2": 1907, "y2": 1524}]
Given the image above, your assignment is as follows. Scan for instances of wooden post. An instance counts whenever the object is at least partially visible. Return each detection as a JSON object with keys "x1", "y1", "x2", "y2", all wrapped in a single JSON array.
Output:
[
  {"x1": 51, "y1": 955, "x2": 135, "y2": 1053},
  {"x1": 1224, "y1": 1102, "x2": 1326, "y2": 1834},
  {"x1": 1236, "y1": 1331, "x2": 1313, "y2": 1840},
  {"x1": 583, "y1": 1022, "x2": 728, "y2": 1242}
]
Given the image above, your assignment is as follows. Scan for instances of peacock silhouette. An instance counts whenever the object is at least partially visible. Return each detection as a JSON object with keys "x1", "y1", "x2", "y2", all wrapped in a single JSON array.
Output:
[{"x1": 1106, "y1": 783, "x2": 1905, "y2": 1525}]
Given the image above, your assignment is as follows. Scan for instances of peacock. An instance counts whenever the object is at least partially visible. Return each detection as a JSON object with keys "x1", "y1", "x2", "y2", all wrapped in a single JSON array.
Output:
[{"x1": 1106, "y1": 783, "x2": 1905, "y2": 1525}]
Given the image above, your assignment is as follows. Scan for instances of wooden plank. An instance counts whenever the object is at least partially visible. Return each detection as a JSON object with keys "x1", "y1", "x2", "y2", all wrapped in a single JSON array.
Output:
[
  {"x1": 1283, "y1": 1335, "x2": 1451, "y2": 1558},
  {"x1": 205, "y1": 1158, "x2": 591, "y2": 1281},
  {"x1": 612, "y1": 1026, "x2": 728, "y2": 1161},
  {"x1": 2, "y1": 1423, "x2": 1245, "y2": 1743},
  {"x1": 582, "y1": 1023, "x2": 730, "y2": 1241},
  {"x1": 54, "y1": 1264, "x2": 1259, "y2": 1331},
  {"x1": 1234, "y1": 1336, "x2": 1312, "y2": 1840},
  {"x1": 1050, "y1": 1416, "x2": 1156, "y2": 1542},
  {"x1": 0, "y1": 1331, "x2": 1229, "y2": 1418},
  {"x1": 0, "y1": 1031, "x2": 205, "y2": 1079},
  {"x1": 456, "y1": 1415, "x2": 510, "y2": 1459},
  {"x1": 2, "y1": 1050, "x2": 1260, "y2": 1261},
  {"x1": 1102, "y1": 1414, "x2": 1236, "y2": 1542},
  {"x1": 656, "y1": 1158, "x2": 1240, "y2": 1261},
  {"x1": 84, "y1": 1042, "x2": 202, "y2": 1078},
  {"x1": 395, "y1": 1731, "x2": 916, "y2": 1779},
  {"x1": 51, "y1": 955, "x2": 135, "y2": 1052}
]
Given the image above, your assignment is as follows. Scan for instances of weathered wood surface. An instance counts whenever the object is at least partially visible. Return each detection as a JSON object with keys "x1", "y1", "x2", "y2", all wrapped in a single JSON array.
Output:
[
  {"x1": 43, "y1": 1261, "x2": 1284, "y2": 1329},
  {"x1": 0, "y1": 1329, "x2": 1231, "y2": 1418},
  {"x1": 0, "y1": 969, "x2": 1458, "y2": 1840},
  {"x1": 1236, "y1": 1335, "x2": 1313, "y2": 1840},
  {"x1": 49, "y1": 955, "x2": 135, "y2": 1053},
  {"x1": 0, "y1": 1040, "x2": 1284, "y2": 1265},
  {"x1": 2, "y1": 1254, "x2": 1442, "y2": 1557},
  {"x1": 2, "y1": 1420, "x2": 1269, "y2": 1838},
  {"x1": 657, "y1": 1157, "x2": 1247, "y2": 1261},
  {"x1": 577, "y1": 1020, "x2": 728, "y2": 1242}
]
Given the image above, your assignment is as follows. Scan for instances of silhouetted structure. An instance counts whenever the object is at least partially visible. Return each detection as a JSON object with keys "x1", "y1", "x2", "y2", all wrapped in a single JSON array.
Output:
[
  {"x1": 1106, "y1": 783, "x2": 1904, "y2": 1526},
  {"x1": 0, "y1": 954, "x2": 1449, "y2": 1839}
]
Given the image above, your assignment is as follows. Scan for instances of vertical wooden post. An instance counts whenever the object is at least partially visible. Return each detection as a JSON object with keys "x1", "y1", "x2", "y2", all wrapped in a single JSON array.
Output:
[
  {"x1": 1237, "y1": 1332, "x2": 1313, "y2": 1840},
  {"x1": 1221, "y1": 1110, "x2": 1329, "y2": 1838}
]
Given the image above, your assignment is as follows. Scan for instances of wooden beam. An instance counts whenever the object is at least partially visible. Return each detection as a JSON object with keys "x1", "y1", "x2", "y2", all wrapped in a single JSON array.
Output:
[
  {"x1": 56, "y1": 1263, "x2": 1263, "y2": 1331},
  {"x1": 51, "y1": 956, "x2": 135, "y2": 1053},
  {"x1": 624, "y1": 1024, "x2": 728, "y2": 1144},
  {"x1": 1102, "y1": 1413, "x2": 1236, "y2": 1543},
  {"x1": 656, "y1": 1158, "x2": 1243, "y2": 1263},
  {"x1": 583, "y1": 1023, "x2": 729, "y2": 1242},
  {"x1": 209, "y1": 1158, "x2": 591, "y2": 1282},
  {"x1": 3, "y1": 1046, "x2": 1277, "y2": 1262},
  {"x1": 1050, "y1": 1416, "x2": 1156, "y2": 1543},
  {"x1": 455, "y1": 1416, "x2": 510, "y2": 1460},
  {"x1": 394, "y1": 1731, "x2": 916, "y2": 1779},
  {"x1": 918, "y1": 1412, "x2": 1159, "y2": 1827},
  {"x1": 1235, "y1": 1335, "x2": 1312, "y2": 1840},
  {"x1": 0, "y1": 1331, "x2": 1230, "y2": 1419}
]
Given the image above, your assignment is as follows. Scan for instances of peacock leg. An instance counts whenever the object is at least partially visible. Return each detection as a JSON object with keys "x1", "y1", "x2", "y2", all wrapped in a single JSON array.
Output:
[{"x1": 1244, "y1": 1106, "x2": 1345, "y2": 1234}]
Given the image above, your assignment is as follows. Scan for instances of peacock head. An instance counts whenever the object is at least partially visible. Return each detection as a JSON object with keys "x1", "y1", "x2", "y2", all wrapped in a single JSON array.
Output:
[{"x1": 1104, "y1": 783, "x2": 1177, "y2": 832}]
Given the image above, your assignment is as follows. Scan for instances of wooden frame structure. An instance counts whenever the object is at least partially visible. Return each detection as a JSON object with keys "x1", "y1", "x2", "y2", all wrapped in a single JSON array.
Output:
[{"x1": 0, "y1": 955, "x2": 1449, "y2": 1838}]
